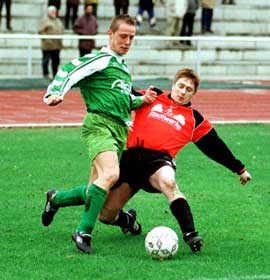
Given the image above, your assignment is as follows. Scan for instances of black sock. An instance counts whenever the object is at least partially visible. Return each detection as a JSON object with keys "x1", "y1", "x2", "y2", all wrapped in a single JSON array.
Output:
[{"x1": 170, "y1": 198, "x2": 195, "y2": 234}]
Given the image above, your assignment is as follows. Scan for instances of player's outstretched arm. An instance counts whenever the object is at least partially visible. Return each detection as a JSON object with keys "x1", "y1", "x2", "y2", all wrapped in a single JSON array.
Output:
[
  {"x1": 239, "y1": 170, "x2": 252, "y2": 185},
  {"x1": 195, "y1": 128, "x2": 253, "y2": 185}
]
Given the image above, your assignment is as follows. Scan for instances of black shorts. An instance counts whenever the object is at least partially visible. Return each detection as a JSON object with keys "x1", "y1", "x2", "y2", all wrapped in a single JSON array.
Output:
[{"x1": 114, "y1": 147, "x2": 176, "y2": 193}]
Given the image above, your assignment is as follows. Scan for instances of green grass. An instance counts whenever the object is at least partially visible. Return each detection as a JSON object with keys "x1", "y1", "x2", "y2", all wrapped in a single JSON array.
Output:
[{"x1": 1, "y1": 125, "x2": 270, "y2": 280}]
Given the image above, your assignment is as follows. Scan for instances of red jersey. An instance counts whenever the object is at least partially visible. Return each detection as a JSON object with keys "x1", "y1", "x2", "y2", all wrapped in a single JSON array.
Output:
[{"x1": 127, "y1": 93, "x2": 213, "y2": 158}]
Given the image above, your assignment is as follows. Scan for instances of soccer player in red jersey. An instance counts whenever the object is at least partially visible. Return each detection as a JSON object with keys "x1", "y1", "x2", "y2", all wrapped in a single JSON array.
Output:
[{"x1": 98, "y1": 68, "x2": 252, "y2": 252}]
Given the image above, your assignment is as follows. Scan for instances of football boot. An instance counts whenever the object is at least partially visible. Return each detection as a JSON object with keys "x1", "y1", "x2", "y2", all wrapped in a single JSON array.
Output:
[
  {"x1": 121, "y1": 208, "x2": 142, "y2": 235},
  {"x1": 183, "y1": 231, "x2": 204, "y2": 252},
  {"x1": 72, "y1": 231, "x2": 93, "y2": 254},
  {"x1": 41, "y1": 189, "x2": 58, "y2": 226}
]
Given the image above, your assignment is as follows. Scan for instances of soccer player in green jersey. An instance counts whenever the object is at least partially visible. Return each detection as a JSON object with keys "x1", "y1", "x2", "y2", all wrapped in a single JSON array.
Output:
[{"x1": 42, "y1": 14, "x2": 157, "y2": 254}]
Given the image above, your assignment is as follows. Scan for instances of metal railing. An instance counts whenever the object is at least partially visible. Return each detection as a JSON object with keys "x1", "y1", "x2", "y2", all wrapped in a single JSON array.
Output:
[{"x1": 1, "y1": 33, "x2": 270, "y2": 79}]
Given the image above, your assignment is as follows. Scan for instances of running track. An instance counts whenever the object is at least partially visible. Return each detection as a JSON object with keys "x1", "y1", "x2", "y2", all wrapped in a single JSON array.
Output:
[{"x1": 0, "y1": 88, "x2": 270, "y2": 127}]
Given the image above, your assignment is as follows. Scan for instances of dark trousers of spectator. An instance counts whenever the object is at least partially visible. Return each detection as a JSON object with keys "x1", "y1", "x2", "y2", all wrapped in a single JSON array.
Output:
[
  {"x1": 65, "y1": 3, "x2": 78, "y2": 29},
  {"x1": 114, "y1": 4, "x2": 128, "y2": 15},
  {"x1": 137, "y1": 7, "x2": 155, "y2": 28},
  {"x1": 42, "y1": 50, "x2": 60, "y2": 78},
  {"x1": 79, "y1": 47, "x2": 93, "y2": 57},
  {"x1": 91, "y1": 4, "x2": 98, "y2": 17},
  {"x1": 180, "y1": 12, "x2": 196, "y2": 46},
  {"x1": 0, "y1": 0, "x2": 12, "y2": 29},
  {"x1": 222, "y1": 0, "x2": 235, "y2": 4},
  {"x1": 201, "y1": 8, "x2": 213, "y2": 32}
]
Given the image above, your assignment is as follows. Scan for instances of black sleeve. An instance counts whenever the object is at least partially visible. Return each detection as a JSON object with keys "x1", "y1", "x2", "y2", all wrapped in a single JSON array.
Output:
[
  {"x1": 195, "y1": 128, "x2": 245, "y2": 174},
  {"x1": 132, "y1": 87, "x2": 164, "y2": 96},
  {"x1": 132, "y1": 87, "x2": 142, "y2": 96},
  {"x1": 151, "y1": 87, "x2": 164, "y2": 95},
  {"x1": 193, "y1": 109, "x2": 204, "y2": 128}
]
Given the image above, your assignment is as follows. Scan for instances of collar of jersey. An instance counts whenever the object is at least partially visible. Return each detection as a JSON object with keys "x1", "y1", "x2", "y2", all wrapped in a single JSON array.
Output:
[{"x1": 100, "y1": 47, "x2": 125, "y2": 64}]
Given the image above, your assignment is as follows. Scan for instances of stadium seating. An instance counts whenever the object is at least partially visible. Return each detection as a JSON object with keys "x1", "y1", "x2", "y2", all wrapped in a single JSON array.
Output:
[{"x1": 0, "y1": 0, "x2": 270, "y2": 80}]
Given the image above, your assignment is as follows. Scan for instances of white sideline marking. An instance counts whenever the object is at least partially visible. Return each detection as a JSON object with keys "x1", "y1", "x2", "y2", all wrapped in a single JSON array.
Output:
[
  {"x1": 189, "y1": 275, "x2": 270, "y2": 280},
  {"x1": 0, "y1": 123, "x2": 81, "y2": 128},
  {"x1": 1, "y1": 120, "x2": 270, "y2": 128}
]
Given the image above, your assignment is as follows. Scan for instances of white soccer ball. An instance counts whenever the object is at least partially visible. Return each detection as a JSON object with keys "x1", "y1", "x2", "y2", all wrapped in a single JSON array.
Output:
[{"x1": 145, "y1": 226, "x2": 179, "y2": 260}]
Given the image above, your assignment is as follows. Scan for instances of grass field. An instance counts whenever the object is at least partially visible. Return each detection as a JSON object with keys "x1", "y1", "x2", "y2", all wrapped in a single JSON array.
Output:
[{"x1": 1, "y1": 124, "x2": 270, "y2": 280}]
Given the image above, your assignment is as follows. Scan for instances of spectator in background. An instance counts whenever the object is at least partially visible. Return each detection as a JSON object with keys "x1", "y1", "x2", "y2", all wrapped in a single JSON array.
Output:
[
  {"x1": 222, "y1": 0, "x2": 235, "y2": 4},
  {"x1": 0, "y1": 0, "x2": 12, "y2": 31},
  {"x1": 114, "y1": 0, "x2": 129, "y2": 16},
  {"x1": 179, "y1": 0, "x2": 199, "y2": 46},
  {"x1": 84, "y1": 0, "x2": 98, "y2": 17},
  {"x1": 39, "y1": 5, "x2": 64, "y2": 79},
  {"x1": 48, "y1": 0, "x2": 61, "y2": 14},
  {"x1": 136, "y1": 0, "x2": 164, "y2": 32},
  {"x1": 65, "y1": 0, "x2": 79, "y2": 29},
  {"x1": 73, "y1": 4, "x2": 98, "y2": 57},
  {"x1": 201, "y1": 0, "x2": 216, "y2": 34},
  {"x1": 165, "y1": 0, "x2": 186, "y2": 37}
]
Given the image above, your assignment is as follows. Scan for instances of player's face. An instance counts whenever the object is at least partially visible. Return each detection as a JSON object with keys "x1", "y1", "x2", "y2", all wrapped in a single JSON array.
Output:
[
  {"x1": 108, "y1": 22, "x2": 136, "y2": 55},
  {"x1": 171, "y1": 77, "x2": 195, "y2": 105}
]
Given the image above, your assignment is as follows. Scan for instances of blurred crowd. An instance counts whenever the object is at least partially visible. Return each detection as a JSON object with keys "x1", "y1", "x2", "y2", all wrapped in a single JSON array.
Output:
[
  {"x1": 0, "y1": 0, "x2": 237, "y2": 35},
  {"x1": 0, "y1": 0, "x2": 238, "y2": 79}
]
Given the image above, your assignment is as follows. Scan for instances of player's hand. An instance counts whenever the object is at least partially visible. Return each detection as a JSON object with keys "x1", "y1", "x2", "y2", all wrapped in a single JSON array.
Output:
[
  {"x1": 239, "y1": 170, "x2": 252, "y2": 185},
  {"x1": 46, "y1": 95, "x2": 63, "y2": 106},
  {"x1": 141, "y1": 86, "x2": 157, "y2": 105}
]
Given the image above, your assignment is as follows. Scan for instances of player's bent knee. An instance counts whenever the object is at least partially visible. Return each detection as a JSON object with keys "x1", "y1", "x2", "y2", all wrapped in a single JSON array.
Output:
[
  {"x1": 160, "y1": 181, "x2": 186, "y2": 202},
  {"x1": 161, "y1": 178, "x2": 176, "y2": 191},
  {"x1": 103, "y1": 171, "x2": 120, "y2": 186}
]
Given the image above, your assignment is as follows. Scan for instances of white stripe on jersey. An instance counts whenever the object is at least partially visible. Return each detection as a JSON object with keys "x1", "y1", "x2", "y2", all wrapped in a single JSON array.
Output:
[
  {"x1": 57, "y1": 69, "x2": 68, "y2": 78},
  {"x1": 71, "y1": 58, "x2": 81, "y2": 66},
  {"x1": 52, "y1": 79, "x2": 63, "y2": 87},
  {"x1": 60, "y1": 55, "x2": 111, "y2": 97}
]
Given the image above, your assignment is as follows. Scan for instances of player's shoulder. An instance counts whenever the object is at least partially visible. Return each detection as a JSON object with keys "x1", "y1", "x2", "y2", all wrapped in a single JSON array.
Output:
[
  {"x1": 81, "y1": 51, "x2": 110, "y2": 61},
  {"x1": 192, "y1": 108, "x2": 208, "y2": 128},
  {"x1": 76, "y1": 52, "x2": 112, "y2": 69}
]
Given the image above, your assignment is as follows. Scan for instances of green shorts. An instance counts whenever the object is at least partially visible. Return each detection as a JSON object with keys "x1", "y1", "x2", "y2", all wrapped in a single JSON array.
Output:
[{"x1": 81, "y1": 112, "x2": 129, "y2": 163}]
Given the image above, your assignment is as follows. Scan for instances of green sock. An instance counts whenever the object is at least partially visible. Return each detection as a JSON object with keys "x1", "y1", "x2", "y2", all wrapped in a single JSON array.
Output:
[
  {"x1": 52, "y1": 185, "x2": 87, "y2": 208},
  {"x1": 77, "y1": 184, "x2": 107, "y2": 234}
]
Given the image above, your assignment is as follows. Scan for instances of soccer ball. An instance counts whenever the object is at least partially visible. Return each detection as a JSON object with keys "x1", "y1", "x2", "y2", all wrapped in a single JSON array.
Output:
[{"x1": 145, "y1": 226, "x2": 179, "y2": 260}]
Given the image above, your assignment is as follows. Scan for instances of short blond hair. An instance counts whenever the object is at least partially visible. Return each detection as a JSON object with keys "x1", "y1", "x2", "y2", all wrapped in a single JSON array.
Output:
[{"x1": 109, "y1": 14, "x2": 136, "y2": 33}]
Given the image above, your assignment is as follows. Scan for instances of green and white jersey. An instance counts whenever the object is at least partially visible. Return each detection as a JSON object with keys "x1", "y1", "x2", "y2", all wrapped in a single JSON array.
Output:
[{"x1": 43, "y1": 47, "x2": 143, "y2": 124}]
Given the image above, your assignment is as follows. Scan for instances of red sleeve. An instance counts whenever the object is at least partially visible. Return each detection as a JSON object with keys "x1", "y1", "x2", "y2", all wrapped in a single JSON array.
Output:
[{"x1": 192, "y1": 119, "x2": 213, "y2": 142}]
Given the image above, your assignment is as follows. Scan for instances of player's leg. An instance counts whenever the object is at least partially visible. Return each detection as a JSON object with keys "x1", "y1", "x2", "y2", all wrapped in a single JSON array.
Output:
[
  {"x1": 42, "y1": 164, "x2": 97, "y2": 227},
  {"x1": 41, "y1": 184, "x2": 87, "y2": 226},
  {"x1": 76, "y1": 150, "x2": 119, "y2": 234},
  {"x1": 99, "y1": 149, "x2": 143, "y2": 234},
  {"x1": 99, "y1": 182, "x2": 141, "y2": 235},
  {"x1": 73, "y1": 113, "x2": 127, "y2": 254},
  {"x1": 73, "y1": 150, "x2": 119, "y2": 254},
  {"x1": 149, "y1": 165, "x2": 203, "y2": 252}
]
